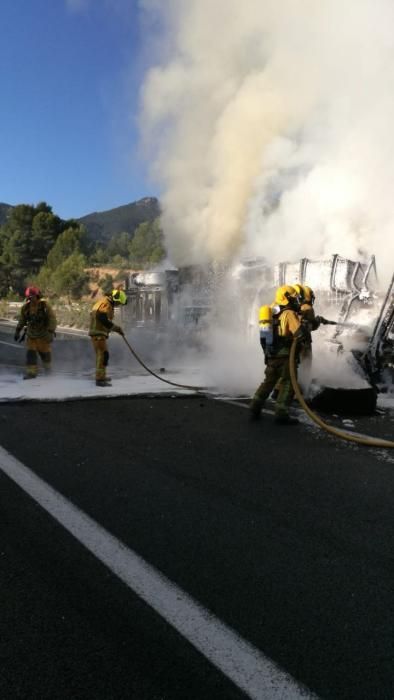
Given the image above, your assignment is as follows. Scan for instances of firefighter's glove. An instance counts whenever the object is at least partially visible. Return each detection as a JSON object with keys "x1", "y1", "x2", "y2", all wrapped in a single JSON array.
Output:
[
  {"x1": 46, "y1": 330, "x2": 56, "y2": 342},
  {"x1": 15, "y1": 329, "x2": 26, "y2": 343},
  {"x1": 112, "y1": 324, "x2": 124, "y2": 336}
]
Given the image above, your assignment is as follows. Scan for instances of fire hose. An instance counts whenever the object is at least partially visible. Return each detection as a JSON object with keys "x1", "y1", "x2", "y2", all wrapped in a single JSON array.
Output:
[
  {"x1": 289, "y1": 338, "x2": 394, "y2": 448},
  {"x1": 122, "y1": 334, "x2": 394, "y2": 445},
  {"x1": 122, "y1": 335, "x2": 209, "y2": 392}
]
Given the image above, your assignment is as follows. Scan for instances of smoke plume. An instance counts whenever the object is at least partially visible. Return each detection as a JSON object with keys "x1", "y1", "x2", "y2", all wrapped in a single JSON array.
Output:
[{"x1": 139, "y1": 0, "x2": 394, "y2": 284}]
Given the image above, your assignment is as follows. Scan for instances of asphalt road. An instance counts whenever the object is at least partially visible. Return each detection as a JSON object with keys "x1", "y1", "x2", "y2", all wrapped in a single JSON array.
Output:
[
  {"x1": 0, "y1": 320, "x2": 198, "y2": 378},
  {"x1": 1, "y1": 392, "x2": 394, "y2": 699}
]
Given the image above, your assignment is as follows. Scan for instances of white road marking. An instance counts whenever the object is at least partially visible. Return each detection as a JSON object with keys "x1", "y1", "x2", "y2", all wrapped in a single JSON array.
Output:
[
  {"x1": 0, "y1": 339, "x2": 24, "y2": 350},
  {"x1": 0, "y1": 444, "x2": 316, "y2": 700},
  {"x1": 215, "y1": 397, "x2": 275, "y2": 415}
]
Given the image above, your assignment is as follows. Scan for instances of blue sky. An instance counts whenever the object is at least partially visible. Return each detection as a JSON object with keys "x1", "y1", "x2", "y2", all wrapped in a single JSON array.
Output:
[{"x1": 0, "y1": 0, "x2": 156, "y2": 219}]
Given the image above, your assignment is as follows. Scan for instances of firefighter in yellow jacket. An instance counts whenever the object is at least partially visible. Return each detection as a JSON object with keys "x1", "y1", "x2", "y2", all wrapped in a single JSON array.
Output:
[
  {"x1": 270, "y1": 283, "x2": 331, "y2": 399},
  {"x1": 294, "y1": 283, "x2": 334, "y2": 332},
  {"x1": 89, "y1": 289, "x2": 127, "y2": 387},
  {"x1": 250, "y1": 285, "x2": 305, "y2": 424},
  {"x1": 270, "y1": 283, "x2": 318, "y2": 398},
  {"x1": 293, "y1": 283, "x2": 334, "y2": 362},
  {"x1": 293, "y1": 284, "x2": 319, "y2": 346},
  {"x1": 292, "y1": 283, "x2": 319, "y2": 371},
  {"x1": 14, "y1": 286, "x2": 57, "y2": 379}
]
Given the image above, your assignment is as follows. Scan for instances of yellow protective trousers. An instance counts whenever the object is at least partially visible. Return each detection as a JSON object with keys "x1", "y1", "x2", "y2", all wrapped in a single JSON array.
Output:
[
  {"x1": 25, "y1": 337, "x2": 52, "y2": 378},
  {"x1": 253, "y1": 355, "x2": 297, "y2": 418},
  {"x1": 90, "y1": 336, "x2": 109, "y2": 381}
]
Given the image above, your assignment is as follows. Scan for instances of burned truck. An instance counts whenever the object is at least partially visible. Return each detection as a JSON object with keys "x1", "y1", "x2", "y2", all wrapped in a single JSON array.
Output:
[
  {"x1": 123, "y1": 269, "x2": 179, "y2": 328},
  {"x1": 272, "y1": 254, "x2": 394, "y2": 412},
  {"x1": 274, "y1": 254, "x2": 378, "y2": 320},
  {"x1": 361, "y1": 273, "x2": 394, "y2": 386},
  {"x1": 119, "y1": 253, "x2": 394, "y2": 410},
  {"x1": 121, "y1": 264, "x2": 218, "y2": 343},
  {"x1": 272, "y1": 253, "x2": 394, "y2": 384}
]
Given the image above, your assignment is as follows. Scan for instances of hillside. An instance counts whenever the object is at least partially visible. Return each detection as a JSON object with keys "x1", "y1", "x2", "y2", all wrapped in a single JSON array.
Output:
[
  {"x1": 0, "y1": 203, "x2": 12, "y2": 226},
  {"x1": 77, "y1": 197, "x2": 160, "y2": 244},
  {"x1": 0, "y1": 197, "x2": 160, "y2": 242}
]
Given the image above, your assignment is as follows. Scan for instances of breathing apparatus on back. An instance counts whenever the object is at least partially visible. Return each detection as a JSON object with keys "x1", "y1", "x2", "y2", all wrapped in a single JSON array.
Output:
[
  {"x1": 258, "y1": 285, "x2": 301, "y2": 356},
  {"x1": 259, "y1": 303, "x2": 281, "y2": 354}
]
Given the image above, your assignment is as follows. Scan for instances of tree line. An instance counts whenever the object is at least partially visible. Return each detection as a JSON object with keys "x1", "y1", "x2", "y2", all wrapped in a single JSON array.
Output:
[{"x1": 0, "y1": 202, "x2": 166, "y2": 300}]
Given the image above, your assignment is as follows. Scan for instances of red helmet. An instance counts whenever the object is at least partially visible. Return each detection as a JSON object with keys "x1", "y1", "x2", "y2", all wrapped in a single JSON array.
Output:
[{"x1": 25, "y1": 286, "x2": 41, "y2": 298}]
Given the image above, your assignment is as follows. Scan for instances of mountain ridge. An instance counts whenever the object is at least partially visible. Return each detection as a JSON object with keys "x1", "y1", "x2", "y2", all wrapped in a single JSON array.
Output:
[
  {"x1": 0, "y1": 197, "x2": 160, "y2": 242},
  {"x1": 77, "y1": 196, "x2": 160, "y2": 242}
]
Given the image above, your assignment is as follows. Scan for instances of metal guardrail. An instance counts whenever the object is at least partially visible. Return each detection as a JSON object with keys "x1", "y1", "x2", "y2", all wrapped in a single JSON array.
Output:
[{"x1": 0, "y1": 318, "x2": 88, "y2": 338}]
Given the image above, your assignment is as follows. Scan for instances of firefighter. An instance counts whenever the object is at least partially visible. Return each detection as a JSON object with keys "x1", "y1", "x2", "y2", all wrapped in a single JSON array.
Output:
[
  {"x1": 294, "y1": 284, "x2": 334, "y2": 331},
  {"x1": 89, "y1": 289, "x2": 127, "y2": 387},
  {"x1": 293, "y1": 282, "x2": 336, "y2": 358},
  {"x1": 293, "y1": 284, "x2": 319, "y2": 332},
  {"x1": 292, "y1": 284, "x2": 319, "y2": 367},
  {"x1": 14, "y1": 286, "x2": 57, "y2": 379},
  {"x1": 271, "y1": 283, "x2": 333, "y2": 399},
  {"x1": 250, "y1": 285, "x2": 305, "y2": 424}
]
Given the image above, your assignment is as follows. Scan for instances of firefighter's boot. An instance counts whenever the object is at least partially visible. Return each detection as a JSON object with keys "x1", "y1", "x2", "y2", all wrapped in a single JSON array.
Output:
[
  {"x1": 249, "y1": 397, "x2": 263, "y2": 420},
  {"x1": 96, "y1": 379, "x2": 112, "y2": 387}
]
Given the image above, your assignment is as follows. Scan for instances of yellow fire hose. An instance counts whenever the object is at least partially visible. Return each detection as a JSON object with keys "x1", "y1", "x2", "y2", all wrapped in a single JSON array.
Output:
[
  {"x1": 289, "y1": 339, "x2": 394, "y2": 448},
  {"x1": 122, "y1": 335, "x2": 208, "y2": 392},
  {"x1": 122, "y1": 333, "x2": 393, "y2": 446}
]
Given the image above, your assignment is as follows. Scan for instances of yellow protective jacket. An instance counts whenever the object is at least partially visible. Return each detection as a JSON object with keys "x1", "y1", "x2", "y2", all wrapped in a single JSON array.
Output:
[
  {"x1": 89, "y1": 296, "x2": 116, "y2": 338},
  {"x1": 16, "y1": 298, "x2": 57, "y2": 339},
  {"x1": 274, "y1": 308, "x2": 302, "y2": 356},
  {"x1": 300, "y1": 302, "x2": 319, "y2": 331}
]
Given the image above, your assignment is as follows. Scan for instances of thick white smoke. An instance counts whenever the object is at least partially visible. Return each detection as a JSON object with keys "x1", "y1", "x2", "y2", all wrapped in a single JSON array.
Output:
[{"x1": 139, "y1": 0, "x2": 394, "y2": 284}]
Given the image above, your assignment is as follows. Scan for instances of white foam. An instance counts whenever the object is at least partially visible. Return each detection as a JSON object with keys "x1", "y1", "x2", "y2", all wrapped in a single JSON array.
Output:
[{"x1": 0, "y1": 372, "x2": 203, "y2": 402}]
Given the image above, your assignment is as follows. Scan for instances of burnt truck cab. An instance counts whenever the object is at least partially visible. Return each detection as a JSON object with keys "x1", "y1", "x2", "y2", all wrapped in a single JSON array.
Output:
[
  {"x1": 122, "y1": 269, "x2": 179, "y2": 328},
  {"x1": 120, "y1": 266, "x2": 212, "y2": 348},
  {"x1": 273, "y1": 253, "x2": 394, "y2": 411}
]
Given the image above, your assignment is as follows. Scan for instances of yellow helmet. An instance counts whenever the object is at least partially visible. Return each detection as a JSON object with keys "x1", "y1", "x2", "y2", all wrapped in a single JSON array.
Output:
[
  {"x1": 111, "y1": 289, "x2": 128, "y2": 305},
  {"x1": 292, "y1": 283, "x2": 315, "y2": 305},
  {"x1": 274, "y1": 285, "x2": 299, "y2": 307},
  {"x1": 302, "y1": 285, "x2": 315, "y2": 304}
]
